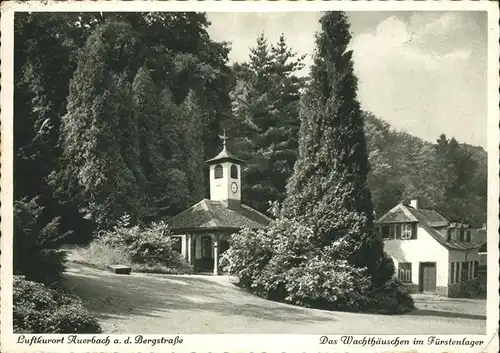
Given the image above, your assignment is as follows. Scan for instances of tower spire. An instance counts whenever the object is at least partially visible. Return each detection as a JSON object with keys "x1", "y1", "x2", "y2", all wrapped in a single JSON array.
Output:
[{"x1": 218, "y1": 129, "x2": 228, "y2": 150}]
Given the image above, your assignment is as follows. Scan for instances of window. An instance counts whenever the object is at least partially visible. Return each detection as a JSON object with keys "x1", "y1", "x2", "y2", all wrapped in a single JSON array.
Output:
[
  {"x1": 389, "y1": 224, "x2": 396, "y2": 239},
  {"x1": 459, "y1": 228, "x2": 465, "y2": 242},
  {"x1": 446, "y1": 228, "x2": 452, "y2": 242},
  {"x1": 474, "y1": 261, "x2": 479, "y2": 278},
  {"x1": 201, "y1": 236, "x2": 212, "y2": 258},
  {"x1": 401, "y1": 224, "x2": 413, "y2": 239},
  {"x1": 466, "y1": 230, "x2": 471, "y2": 242},
  {"x1": 230, "y1": 164, "x2": 238, "y2": 179},
  {"x1": 214, "y1": 164, "x2": 223, "y2": 179},
  {"x1": 462, "y1": 261, "x2": 469, "y2": 282},
  {"x1": 470, "y1": 261, "x2": 474, "y2": 280},
  {"x1": 456, "y1": 262, "x2": 462, "y2": 282},
  {"x1": 450, "y1": 262, "x2": 455, "y2": 284},
  {"x1": 398, "y1": 262, "x2": 412, "y2": 283},
  {"x1": 380, "y1": 223, "x2": 416, "y2": 240},
  {"x1": 380, "y1": 225, "x2": 390, "y2": 239},
  {"x1": 172, "y1": 237, "x2": 182, "y2": 254}
]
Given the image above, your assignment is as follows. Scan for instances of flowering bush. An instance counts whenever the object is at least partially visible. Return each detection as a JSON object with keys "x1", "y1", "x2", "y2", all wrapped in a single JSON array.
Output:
[
  {"x1": 79, "y1": 215, "x2": 192, "y2": 273},
  {"x1": 222, "y1": 216, "x2": 372, "y2": 310},
  {"x1": 97, "y1": 217, "x2": 177, "y2": 266},
  {"x1": 222, "y1": 211, "x2": 414, "y2": 314},
  {"x1": 220, "y1": 227, "x2": 273, "y2": 292}
]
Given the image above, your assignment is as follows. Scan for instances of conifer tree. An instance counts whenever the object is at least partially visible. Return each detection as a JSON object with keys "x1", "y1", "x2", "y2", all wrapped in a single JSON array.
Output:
[
  {"x1": 58, "y1": 21, "x2": 145, "y2": 228},
  {"x1": 180, "y1": 91, "x2": 206, "y2": 203},
  {"x1": 283, "y1": 12, "x2": 391, "y2": 284},
  {"x1": 229, "y1": 34, "x2": 305, "y2": 213}
]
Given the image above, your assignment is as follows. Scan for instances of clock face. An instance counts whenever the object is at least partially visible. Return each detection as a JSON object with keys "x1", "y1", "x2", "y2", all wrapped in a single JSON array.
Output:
[{"x1": 231, "y1": 182, "x2": 238, "y2": 193}]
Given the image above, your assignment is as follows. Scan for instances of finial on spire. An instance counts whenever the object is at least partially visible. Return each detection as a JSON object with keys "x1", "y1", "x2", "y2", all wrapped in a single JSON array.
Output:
[{"x1": 218, "y1": 129, "x2": 228, "y2": 150}]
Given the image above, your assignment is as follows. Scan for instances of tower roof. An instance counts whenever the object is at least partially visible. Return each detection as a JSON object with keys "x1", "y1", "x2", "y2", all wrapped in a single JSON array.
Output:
[
  {"x1": 205, "y1": 129, "x2": 245, "y2": 164},
  {"x1": 205, "y1": 147, "x2": 245, "y2": 165}
]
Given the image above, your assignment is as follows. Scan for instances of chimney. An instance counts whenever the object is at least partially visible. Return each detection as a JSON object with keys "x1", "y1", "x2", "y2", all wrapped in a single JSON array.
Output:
[{"x1": 410, "y1": 199, "x2": 418, "y2": 209}]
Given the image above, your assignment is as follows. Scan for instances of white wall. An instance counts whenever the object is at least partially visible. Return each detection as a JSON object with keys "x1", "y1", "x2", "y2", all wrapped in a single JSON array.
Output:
[
  {"x1": 179, "y1": 234, "x2": 187, "y2": 259},
  {"x1": 209, "y1": 162, "x2": 241, "y2": 202},
  {"x1": 384, "y1": 225, "x2": 449, "y2": 288}
]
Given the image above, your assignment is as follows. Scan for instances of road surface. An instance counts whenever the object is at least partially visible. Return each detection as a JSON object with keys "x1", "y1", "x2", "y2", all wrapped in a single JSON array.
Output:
[{"x1": 63, "y1": 263, "x2": 486, "y2": 334}]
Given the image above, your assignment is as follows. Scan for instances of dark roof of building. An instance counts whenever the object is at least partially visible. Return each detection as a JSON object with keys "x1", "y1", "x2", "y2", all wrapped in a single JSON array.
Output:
[
  {"x1": 406, "y1": 207, "x2": 450, "y2": 228},
  {"x1": 205, "y1": 147, "x2": 245, "y2": 165},
  {"x1": 167, "y1": 199, "x2": 271, "y2": 232},
  {"x1": 376, "y1": 204, "x2": 479, "y2": 251}
]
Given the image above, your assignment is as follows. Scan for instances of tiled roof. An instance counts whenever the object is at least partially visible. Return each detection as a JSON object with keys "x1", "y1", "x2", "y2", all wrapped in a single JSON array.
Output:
[
  {"x1": 167, "y1": 199, "x2": 271, "y2": 232},
  {"x1": 406, "y1": 207, "x2": 449, "y2": 227},
  {"x1": 376, "y1": 204, "x2": 479, "y2": 251},
  {"x1": 418, "y1": 221, "x2": 479, "y2": 250}
]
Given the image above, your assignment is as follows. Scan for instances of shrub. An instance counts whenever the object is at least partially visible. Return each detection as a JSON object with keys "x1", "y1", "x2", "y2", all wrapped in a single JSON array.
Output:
[
  {"x1": 46, "y1": 304, "x2": 102, "y2": 333},
  {"x1": 220, "y1": 227, "x2": 273, "y2": 291},
  {"x1": 13, "y1": 276, "x2": 101, "y2": 333},
  {"x1": 449, "y1": 277, "x2": 486, "y2": 299},
  {"x1": 368, "y1": 277, "x2": 415, "y2": 314},
  {"x1": 14, "y1": 198, "x2": 69, "y2": 285},
  {"x1": 222, "y1": 217, "x2": 371, "y2": 311},
  {"x1": 73, "y1": 241, "x2": 132, "y2": 268},
  {"x1": 281, "y1": 258, "x2": 371, "y2": 311},
  {"x1": 223, "y1": 213, "x2": 415, "y2": 314},
  {"x1": 79, "y1": 215, "x2": 192, "y2": 273},
  {"x1": 98, "y1": 219, "x2": 177, "y2": 265}
]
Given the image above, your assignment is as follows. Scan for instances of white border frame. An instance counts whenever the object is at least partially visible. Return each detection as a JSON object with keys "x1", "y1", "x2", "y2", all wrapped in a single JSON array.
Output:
[{"x1": 1, "y1": 1, "x2": 499, "y2": 352}]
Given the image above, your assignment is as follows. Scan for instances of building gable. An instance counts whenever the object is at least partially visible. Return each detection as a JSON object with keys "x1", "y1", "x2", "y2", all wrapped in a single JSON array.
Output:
[
  {"x1": 377, "y1": 204, "x2": 418, "y2": 224},
  {"x1": 376, "y1": 202, "x2": 479, "y2": 251}
]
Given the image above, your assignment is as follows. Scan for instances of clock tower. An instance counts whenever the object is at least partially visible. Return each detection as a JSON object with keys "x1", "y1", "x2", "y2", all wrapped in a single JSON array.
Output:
[{"x1": 205, "y1": 130, "x2": 244, "y2": 208}]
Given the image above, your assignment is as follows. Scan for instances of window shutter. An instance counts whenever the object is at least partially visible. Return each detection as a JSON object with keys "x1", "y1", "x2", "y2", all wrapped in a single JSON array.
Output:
[
  {"x1": 395, "y1": 224, "x2": 402, "y2": 239},
  {"x1": 411, "y1": 223, "x2": 417, "y2": 239}
]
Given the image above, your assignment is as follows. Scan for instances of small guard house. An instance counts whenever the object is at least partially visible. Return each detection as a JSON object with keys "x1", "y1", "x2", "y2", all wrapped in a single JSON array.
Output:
[{"x1": 167, "y1": 131, "x2": 271, "y2": 274}]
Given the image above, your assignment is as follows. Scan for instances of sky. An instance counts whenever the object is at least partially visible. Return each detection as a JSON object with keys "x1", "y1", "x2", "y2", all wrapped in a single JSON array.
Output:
[{"x1": 206, "y1": 11, "x2": 488, "y2": 148}]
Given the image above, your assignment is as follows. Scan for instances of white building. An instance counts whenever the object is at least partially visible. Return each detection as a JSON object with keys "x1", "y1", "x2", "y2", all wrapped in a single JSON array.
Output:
[
  {"x1": 166, "y1": 131, "x2": 271, "y2": 274},
  {"x1": 376, "y1": 199, "x2": 480, "y2": 296}
]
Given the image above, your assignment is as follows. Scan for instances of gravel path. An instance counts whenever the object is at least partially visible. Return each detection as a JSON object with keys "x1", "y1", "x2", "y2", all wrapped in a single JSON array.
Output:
[{"x1": 63, "y1": 263, "x2": 486, "y2": 334}]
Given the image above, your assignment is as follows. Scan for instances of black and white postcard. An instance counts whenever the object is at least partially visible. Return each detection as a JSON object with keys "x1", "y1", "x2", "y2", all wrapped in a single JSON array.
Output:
[{"x1": 1, "y1": 1, "x2": 498, "y2": 352}]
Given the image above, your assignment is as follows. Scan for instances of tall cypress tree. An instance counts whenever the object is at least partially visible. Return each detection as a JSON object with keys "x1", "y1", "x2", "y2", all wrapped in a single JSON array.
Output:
[
  {"x1": 58, "y1": 21, "x2": 145, "y2": 228},
  {"x1": 283, "y1": 12, "x2": 391, "y2": 284}
]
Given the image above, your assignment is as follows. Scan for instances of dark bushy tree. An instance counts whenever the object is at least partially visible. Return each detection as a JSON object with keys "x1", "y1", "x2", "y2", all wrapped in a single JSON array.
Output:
[
  {"x1": 57, "y1": 22, "x2": 146, "y2": 228},
  {"x1": 284, "y1": 12, "x2": 389, "y2": 282},
  {"x1": 13, "y1": 198, "x2": 69, "y2": 285},
  {"x1": 224, "y1": 12, "x2": 413, "y2": 314}
]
